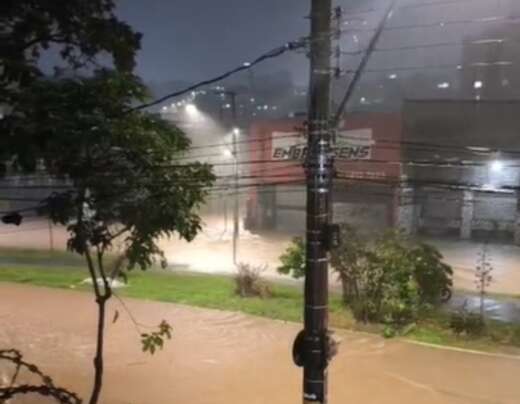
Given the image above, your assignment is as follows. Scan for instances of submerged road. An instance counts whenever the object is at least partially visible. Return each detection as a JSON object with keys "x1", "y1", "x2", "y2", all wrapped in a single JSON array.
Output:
[{"x1": 1, "y1": 284, "x2": 519, "y2": 404}]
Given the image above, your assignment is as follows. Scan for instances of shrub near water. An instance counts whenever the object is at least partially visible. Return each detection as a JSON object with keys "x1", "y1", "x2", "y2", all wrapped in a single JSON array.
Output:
[
  {"x1": 234, "y1": 263, "x2": 272, "y2": 298},
  {"x1": 278, "y1": 226, "x2": 454, "y2": 330}
]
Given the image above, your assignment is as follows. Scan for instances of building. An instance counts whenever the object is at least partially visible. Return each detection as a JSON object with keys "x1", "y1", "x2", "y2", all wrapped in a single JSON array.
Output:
[
  {"x1": 402, "y1": 99, "x2": 520, "y2": 244},
  {"x1": 245, "y1": 100, "x2": 520, "y2": 245},
  {"x1": 244, "y1": 112, "x2": 405, "y2": 235}
]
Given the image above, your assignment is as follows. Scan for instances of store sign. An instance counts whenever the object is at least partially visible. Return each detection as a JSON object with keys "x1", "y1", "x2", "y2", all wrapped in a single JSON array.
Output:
[{"x1": 272, "y1": 128, "x2": 374, "y2": 161}]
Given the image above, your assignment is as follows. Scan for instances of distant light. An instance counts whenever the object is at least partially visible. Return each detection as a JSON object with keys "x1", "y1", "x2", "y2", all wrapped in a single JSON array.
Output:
[
  {"x1": 243, "y1": 62, "x2": 251, "y2": 67},
  {"x1": 162, "y1": 106, "x2": 168, "y2": 111},
  {"x1": 250, "y1": 98, "x2": 255, "y2": 103},
  {"x1": 233, "y1": 128, "x2": 240, "y2": 136},
  {"x1": 223, "y1": 149, "x2": 233, "y2": 158},
  {"x1": 272, "y1": 106, "x2": 278, "y2": 111},
  {"x1": 456, "y1": 65, "x2": 463, "y2": 70},
  {"x1": 437, "y1": 82, "x2": 450, "y2": 89},
  {"x1": 388, "y1": 74, "x2": 397, "y2": 80},
  {"x1": 490, "y1": 160, "x2": 504, "y2": 172},
  {"x1": 263, "y1": 105, "x2": 269, "y2": 110},
  {"x1": 185, "y1": 104, "x2": 198, "y2": 115},
  {"x1": 502, "y1": 78, "x2": 510, "y2": 87},
  {"x1": 360, "y1": 97, "x2": 367, "y2": 104},
  {"x1": 474, "y1": 80, "x2": 483, "y2": 89},
  {"x1": 223, "y1": 103, "x2": 231, "y2": 109},
  {"x1": 177, "y1": 102, "x2": 182, "y2": 107}
]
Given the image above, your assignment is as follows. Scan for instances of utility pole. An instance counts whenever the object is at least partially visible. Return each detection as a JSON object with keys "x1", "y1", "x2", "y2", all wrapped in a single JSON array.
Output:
[
  {"x1": 229, "y1": 91, "x2": 239, "y2": 266},
  {"x1": 293, "y1": 1, "x2": 335, "y2": 403},
  {"x1": 215, "y1": 89, "x2": 240, "y2": 265},
  {"x1": 48, "y1": 218, "x2": 54, "y2": 252}
]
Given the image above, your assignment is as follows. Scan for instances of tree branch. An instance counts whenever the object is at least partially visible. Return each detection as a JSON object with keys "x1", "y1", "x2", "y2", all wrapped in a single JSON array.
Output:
[{"x1": 0, "y1": 349, "x2": 81, "y2": 404}]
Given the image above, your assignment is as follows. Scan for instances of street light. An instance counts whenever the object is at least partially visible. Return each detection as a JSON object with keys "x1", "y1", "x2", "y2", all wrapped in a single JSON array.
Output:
[
  {"x1": 222, "y1": 148, "x2": 233, "y2": 158},
  {"x1": 212, "y1": 90, "x2": 240, "y2": 266},
  {"x1": 490, "y1": 160, "x2": 504, "y2": 173},
  {"x1": 185, "y1": 103, "x2": 198, "y2": 115}
]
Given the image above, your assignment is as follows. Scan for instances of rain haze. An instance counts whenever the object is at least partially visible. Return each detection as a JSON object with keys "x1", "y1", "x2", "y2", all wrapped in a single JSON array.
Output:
[{"x1": 2, "y1": 1, "x2": 520, "y2": 403}]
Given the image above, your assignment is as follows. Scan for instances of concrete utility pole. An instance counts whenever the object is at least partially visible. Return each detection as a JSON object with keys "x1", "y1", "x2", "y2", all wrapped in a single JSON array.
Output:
[
  {"x1": 293, "y1": 1, "x2": 335, "y2": 403},
  {"x1": 229, "y1": 92, "x2": 239, "y2": 266},
  {"x1": 215, "y1": 89, "x2": 240, "y2": 265}
]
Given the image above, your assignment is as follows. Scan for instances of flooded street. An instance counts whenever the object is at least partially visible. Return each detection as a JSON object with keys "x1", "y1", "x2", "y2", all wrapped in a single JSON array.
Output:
[
  {"x1": 1, "y1": 284, "x2": 520, "y2": 404},
  {"x1": 2, "y1": 217, "x2": 520, "y2": 297}
]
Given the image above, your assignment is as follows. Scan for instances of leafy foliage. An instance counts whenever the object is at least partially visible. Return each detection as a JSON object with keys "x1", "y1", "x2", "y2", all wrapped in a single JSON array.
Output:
[
  {"x1": 410, "y1": 243, "x2": 453, "y2": 305},
  {"x1": 0, "y1": 0, "x2": 141, "y2": 95},
  {"x1": 7, "y1": 70, "x2": 215, "y2": 404},
  {"x1": 449, "y1": 302, "x2": 485, "y2": 336},
  {"x1": 475, "y1": 243, "x2": 494, "y2": 319},
  {"x1": 277, "y1": 237, "x2": 305, "y2": 279},
  {"x1": 234, "y1": 263, "x2": 272, "y2": 298},
  {"x1": 13, "y1": 70, "x2": 215, "y2": 268},
  {"x1": 141, "y1": 321, "x2": 173, "y2": 355},
  {"x1": 341, "y1": 231, "x2": 422, "y2": 325},
  {"x1": 279, "y1": 226, "x2": 453, "y2": 328},
  {"x1": 0, "y1": 0, "x2": 142, "y2": 172}
]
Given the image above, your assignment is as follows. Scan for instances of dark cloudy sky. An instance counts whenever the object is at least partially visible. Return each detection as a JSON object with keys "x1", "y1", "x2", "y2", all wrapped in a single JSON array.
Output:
[{"x1": 116, "y1": 0, "x2": 310, "y2": 85}]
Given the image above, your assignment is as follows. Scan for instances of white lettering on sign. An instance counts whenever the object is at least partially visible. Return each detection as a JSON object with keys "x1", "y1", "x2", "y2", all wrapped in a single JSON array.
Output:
[{"x1": 272, "y1": 129, "x2": 374, "y2": 161}]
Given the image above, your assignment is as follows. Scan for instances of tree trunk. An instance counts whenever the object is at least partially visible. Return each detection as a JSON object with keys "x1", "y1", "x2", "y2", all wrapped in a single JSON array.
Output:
[{"x1": 89, "y1": 296, "x2": 107, "y2": 404}]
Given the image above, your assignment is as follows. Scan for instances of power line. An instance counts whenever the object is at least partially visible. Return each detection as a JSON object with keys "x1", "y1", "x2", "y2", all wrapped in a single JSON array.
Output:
[
  {"x1": 130, "y1": 39, "x2": 307, "y2": 112},
  {"x1": 340, "y1": 37, "x2": 515, "y2": 56}
]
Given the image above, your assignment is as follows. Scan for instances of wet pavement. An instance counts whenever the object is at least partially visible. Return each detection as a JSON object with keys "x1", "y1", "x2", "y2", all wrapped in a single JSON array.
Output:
[
  {"x1": 2, "y1": 217, "x2": 520, "y2": 324},
  {"x1": 1, "y1": 284, "x2": 520, "y2": 404},
  {"x1": 2, "y1": 217, "x2": 519, "y2": 295},
  {"x1": 447, "y1": 294, "x2": 520, "y2": 324}
]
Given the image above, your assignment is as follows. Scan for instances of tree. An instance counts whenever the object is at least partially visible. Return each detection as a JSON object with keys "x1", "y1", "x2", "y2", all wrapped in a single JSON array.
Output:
[
  {"x1": 277, "y1": 237, "x2": 305, "y2": 279},
  {"x1": 0, "y1": 0, "x2": 141, "y2": 96},
  {"x1": 1, "y1": 0, "x2": 142, "y2": 173},
  {"x1": 10, "y1": 70, "x2": 215, "y2": 403}
]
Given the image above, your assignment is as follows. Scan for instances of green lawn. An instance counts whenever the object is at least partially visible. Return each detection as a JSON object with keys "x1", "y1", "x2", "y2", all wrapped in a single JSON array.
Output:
[
  {"x1": 0, "y1": 263, "x2": 351, "y2": 327},
  {"x1": 0, "y1": 254, "x2": 519, "y2": 355}
]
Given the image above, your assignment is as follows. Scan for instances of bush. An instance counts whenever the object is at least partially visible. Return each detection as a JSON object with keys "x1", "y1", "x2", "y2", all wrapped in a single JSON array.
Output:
[
  {"x1": 449, "y1": 303, "x2": 485, "y2": 336},
  {"x1": 332, "y1": 229, "x2": 451, "y2": 327},
  {"x1": 277, "y1": 227, "x2": 453, "y2": 330},
  {"x1": 234, "y1": 263, "x2": 272, "y2": 298},
  {"x1": 411, "y1": 243, "x2": 453, "y2": 305},
  {"x1": 277, "y1": 237, "x2": 305, "y2": 279}
]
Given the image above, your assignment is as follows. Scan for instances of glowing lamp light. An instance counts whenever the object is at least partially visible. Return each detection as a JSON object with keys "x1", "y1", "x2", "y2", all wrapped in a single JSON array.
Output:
[
  {"x1": 490, "y1": 160, "x2": 504, "y2": 172},
  {"x1": 223, "y1": 149, "x2": 233, "y2": 158},
  {"x1": 185, "y1": 103, "x2": 198, "y2": 115},
  {"x1": 232, "y1": 128, "x2": 240, "y2": 136},
  {"x1": 474, "y1": 80, "x2": 483, "y2": 89}
]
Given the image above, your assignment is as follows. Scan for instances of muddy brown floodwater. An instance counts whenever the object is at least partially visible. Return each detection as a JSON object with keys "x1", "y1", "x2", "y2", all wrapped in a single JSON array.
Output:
[
  {"x1": 1, "y1": 284, "x2": 520, "y2": 404},
  {"x1": 2, "y1": 217, "x2": 520, "y2": 296}
]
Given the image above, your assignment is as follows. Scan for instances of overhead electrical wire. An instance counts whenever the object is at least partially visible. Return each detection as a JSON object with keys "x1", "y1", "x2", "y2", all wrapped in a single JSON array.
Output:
[{"x1": 130, "y1": 39, "x2": 307, "y2": 112}]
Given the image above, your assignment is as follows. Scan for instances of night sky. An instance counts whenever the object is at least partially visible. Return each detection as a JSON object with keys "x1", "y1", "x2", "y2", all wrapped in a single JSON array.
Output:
[{"x1": 116, "y1": 0, "x2": 310, "y2": 86}]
